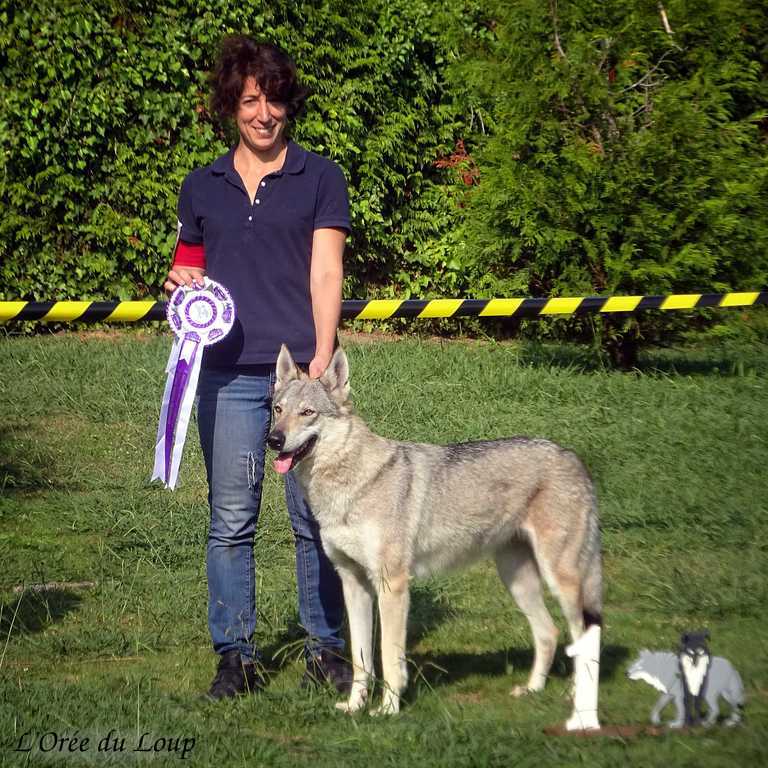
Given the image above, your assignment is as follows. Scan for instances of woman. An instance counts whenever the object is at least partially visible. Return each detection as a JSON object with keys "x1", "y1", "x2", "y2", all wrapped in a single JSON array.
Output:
[{"x1": 164, "y1": 36, "x2": 351, "y2": 699}]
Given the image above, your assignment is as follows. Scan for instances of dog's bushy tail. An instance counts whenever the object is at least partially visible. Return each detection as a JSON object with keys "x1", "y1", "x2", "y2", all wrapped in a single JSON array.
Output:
[{"x1": 581, "y1": 507, "x2": 603, "y2": 629}]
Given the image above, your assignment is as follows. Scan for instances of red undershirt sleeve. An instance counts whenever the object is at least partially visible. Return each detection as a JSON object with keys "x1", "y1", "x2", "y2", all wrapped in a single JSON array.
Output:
[{"x1": 172, "y1": 241, "x2": 206, "y2": 270}]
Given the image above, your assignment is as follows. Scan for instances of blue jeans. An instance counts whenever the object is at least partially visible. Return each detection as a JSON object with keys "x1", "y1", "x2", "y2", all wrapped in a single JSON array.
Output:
[{"x1": 196, "y1": 366, "x2": 345, "y2": 662}]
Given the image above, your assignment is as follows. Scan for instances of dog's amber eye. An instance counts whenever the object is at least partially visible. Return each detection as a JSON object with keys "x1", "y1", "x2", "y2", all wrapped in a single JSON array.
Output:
[
  {"x1": 299, "y1": 408, "x2": 315, "y2": 417},
  {"x1": 274, "y1": 404, "x2": 282, "y2": 415}
]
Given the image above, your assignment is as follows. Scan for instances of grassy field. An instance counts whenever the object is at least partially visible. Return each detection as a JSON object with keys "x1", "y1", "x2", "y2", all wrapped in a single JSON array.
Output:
[{"x1": 1, "y1": 330, "x2": 767, "y2": 767}]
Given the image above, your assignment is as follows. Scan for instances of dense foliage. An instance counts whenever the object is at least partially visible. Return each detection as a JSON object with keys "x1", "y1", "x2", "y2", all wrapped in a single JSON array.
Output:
[
  {"x1": 0, "y1": 0, "x2": 459, "y2": 301},
  {"x1": 1, "y1": 0, "x2": 766, "y2": 359},
  {"x1": 444, "y1": 0, "x2": 768, "y2": 361}
]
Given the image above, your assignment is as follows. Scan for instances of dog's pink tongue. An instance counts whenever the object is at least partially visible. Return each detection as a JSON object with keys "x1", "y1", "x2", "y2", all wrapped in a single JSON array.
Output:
[{"x1": 273, "y1": 453, "x2": 294, "y2": 474}]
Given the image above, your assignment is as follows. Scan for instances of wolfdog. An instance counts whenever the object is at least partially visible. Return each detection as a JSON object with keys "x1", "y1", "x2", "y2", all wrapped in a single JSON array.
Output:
[{"x1": 268, "y1": 346, "x2": 602, "y2": 720}]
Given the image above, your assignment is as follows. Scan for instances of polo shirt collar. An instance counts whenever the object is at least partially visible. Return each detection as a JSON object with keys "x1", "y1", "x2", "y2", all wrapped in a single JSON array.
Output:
[
  {"x1": 211, "y1": 140, "x2": 307, "y2": 178},
  {"x1": 281, "y1": 140, "x2": 307, "y2": 174}
]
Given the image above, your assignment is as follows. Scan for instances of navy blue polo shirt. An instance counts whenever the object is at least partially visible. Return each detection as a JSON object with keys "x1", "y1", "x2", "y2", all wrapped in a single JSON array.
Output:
[{"x1": 176, "y1": 140, "x2": 350, "y2": 367}]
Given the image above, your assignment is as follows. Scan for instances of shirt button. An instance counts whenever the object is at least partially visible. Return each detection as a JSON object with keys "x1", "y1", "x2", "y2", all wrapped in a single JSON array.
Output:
[
  {"x1": 255, "y1": 199, "x2": 261, "y2": 205},
  {"x1": 260, "y1": 181, "x2": 266, "y2": 187},
  {"x1": 248, "y1": 216, "x2": 252, "y2": 221}
]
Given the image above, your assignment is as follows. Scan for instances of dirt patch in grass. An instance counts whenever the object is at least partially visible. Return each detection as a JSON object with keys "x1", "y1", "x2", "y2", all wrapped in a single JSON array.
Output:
[
  {"x1": 68, "y1": 328, "x2": 165, "y2": 342},
  {"x1": 449, "y1": 691, "x2": 485, "y2": 705}
]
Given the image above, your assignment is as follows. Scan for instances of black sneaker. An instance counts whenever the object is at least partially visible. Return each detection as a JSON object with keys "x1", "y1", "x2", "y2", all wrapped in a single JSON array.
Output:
[
  {"x1": 301, "y1": 649, "x2": 353, "y2": 695},
  {"x1": 207, "y1": 650, "x2": 264, "y2": 700}
]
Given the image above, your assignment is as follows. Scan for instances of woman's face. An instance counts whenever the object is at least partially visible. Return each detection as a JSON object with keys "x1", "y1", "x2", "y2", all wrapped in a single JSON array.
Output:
[{"x1": 236, "y1": 76, "x2": 288, "y2": 155}]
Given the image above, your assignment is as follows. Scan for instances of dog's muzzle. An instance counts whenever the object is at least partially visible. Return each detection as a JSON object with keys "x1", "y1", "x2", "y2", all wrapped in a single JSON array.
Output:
[
  {"x1": 267, "y1": 430, "x2": 285, "y2": 451},
  {"x1": 269, "y1": 433, "x2": 317, "y2": 475}
]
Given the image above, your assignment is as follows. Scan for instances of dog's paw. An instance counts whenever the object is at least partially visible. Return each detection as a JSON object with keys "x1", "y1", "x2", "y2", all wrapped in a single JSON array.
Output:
[
  {"x1": 335, "y1": 700, "x2": 365, "y2": 715},
  {"x1": 369, "y1": 690, "x2": 400, "y2": 716},
  {"x1": 510, "y1": 685, "x2": 534, "y2": 698},
  {"x1": 369, "y1": 703, "x2": 399, "y2": 717}
]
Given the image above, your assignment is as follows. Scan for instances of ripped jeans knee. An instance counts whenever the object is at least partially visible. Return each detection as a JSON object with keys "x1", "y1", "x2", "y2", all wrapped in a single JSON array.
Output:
[{"x1": 247, "y1": 450, "x2": 259, "y2": 491}]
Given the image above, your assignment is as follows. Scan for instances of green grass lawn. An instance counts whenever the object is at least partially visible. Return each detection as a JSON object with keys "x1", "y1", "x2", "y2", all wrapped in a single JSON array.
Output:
[{"x1": 1, "y1": 330, "x2": 766, "y2": 767}]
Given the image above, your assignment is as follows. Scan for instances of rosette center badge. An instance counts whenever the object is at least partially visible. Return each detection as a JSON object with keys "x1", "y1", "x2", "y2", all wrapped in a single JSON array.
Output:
[{"x1": 168, "y1": 279, "x2": 234, "y2": 344}]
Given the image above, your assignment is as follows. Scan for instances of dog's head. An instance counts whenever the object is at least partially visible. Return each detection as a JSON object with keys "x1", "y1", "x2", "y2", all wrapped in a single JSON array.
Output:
[
  {"x1": 626, "y1": 650, "x2": 653, "y2": 681},
  {"x1": 267, "y1": 345, "x2": 351, "y2": 474}
]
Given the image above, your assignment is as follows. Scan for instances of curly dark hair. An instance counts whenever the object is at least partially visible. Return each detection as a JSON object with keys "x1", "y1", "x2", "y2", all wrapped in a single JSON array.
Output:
[{"x1": 209, "y1": 36, "x2": 309, "y2": 122}]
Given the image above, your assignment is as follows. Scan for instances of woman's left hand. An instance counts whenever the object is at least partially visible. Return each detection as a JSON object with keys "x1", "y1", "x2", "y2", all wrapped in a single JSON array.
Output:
[{"x1": 308, "y1": 353, "x2": 332, "y2": 379}]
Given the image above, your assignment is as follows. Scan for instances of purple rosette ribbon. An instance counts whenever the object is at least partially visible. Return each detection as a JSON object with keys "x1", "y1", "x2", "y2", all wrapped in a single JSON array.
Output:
[{"x1": 151, "y1": 278, "x2": 235, "y2": 489}]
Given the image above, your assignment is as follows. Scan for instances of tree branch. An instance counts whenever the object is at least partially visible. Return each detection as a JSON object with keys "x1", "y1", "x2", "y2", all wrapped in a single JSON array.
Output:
[
  {"x1": 658, "y1": 2, "x2": 674, "y2": 35},
  {"x1": 620, "y1": 49, "x2": 675, "y2": 93},
  {"x1": 550, "y1": 0, "x2": 567, "y2": 60}
]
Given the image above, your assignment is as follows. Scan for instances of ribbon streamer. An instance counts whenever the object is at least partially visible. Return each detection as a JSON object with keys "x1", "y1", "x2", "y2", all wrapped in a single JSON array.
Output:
[{"x1": 151, "y1": 278, "x2": 234, "y2": 489}]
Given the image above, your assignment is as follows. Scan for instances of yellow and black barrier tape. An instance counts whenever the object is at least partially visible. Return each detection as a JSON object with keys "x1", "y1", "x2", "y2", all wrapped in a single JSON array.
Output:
[{"x1": 1, "y1": 292, "x2": 766, "y2": 324}]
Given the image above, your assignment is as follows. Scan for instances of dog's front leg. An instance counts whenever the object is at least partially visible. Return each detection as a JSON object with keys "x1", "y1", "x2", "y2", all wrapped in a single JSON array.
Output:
[
  {"x1": 372, "y1": 571, "x2": 410, "y2": 716},
  {"x1": 650, "y1": 692, "x2": 672, "y2": 725},
  {"x1": 335, "y1": 566, "x2": 375, "y2": 714}
]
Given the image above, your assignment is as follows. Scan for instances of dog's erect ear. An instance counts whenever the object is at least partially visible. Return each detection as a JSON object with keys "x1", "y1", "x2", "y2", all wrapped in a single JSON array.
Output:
[
  {"x1": 319, "y1": 347, "x2": 350, "y2": 402},
  {"x1": 276, "y1": 344, "x2": 301, "y2": 389}
]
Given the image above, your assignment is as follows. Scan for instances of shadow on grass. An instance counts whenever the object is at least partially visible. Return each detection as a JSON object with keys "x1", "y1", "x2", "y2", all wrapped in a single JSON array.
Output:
[
  {"x1": 513, "y1": 340, "x2": 768, "y2": 377},
  {"x1": 259, "y1": 585, "x2": 453, "y2": 673},
  {"x1": 637, "y1": 347, "x2": 768, "y2": 377},
  {"x1": 406, "y1": 643, "x2": 630, "y2": 693},
  {"x1": 0, "y1": 425, "x2": 81, "y2": 496},
  {"x1": 515, "y1": 342, "x2": 609, "y2": 373},
  {"x1": 0, "y1": 588, "x2": 83, "y2": 640}
]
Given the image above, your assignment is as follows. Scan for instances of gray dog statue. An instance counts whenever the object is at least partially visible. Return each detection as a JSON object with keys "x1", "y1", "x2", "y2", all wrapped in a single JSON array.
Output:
[{"x1": 627, "y1": 643, "x2": 744, "y2": 728}]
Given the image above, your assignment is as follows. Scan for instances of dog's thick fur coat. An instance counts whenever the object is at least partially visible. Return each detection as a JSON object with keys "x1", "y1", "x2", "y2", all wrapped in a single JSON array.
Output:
[{"x1": 268, "y1": 346, "x2": 602, "y2": 715}]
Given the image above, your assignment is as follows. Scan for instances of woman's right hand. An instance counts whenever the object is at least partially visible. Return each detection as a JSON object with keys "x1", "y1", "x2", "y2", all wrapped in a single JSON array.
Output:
[{"x1": 164, "y1": 266, "x2": 206, "y2": 296}]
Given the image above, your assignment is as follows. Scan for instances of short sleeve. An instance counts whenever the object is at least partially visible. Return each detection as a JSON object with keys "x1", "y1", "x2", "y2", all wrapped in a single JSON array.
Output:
[
  {"x1": 314, "y1": 161, "x2": 351, "y2": 233},
  {"x1": 177, "y1": 173, "x2": 204, "y2": 244}
]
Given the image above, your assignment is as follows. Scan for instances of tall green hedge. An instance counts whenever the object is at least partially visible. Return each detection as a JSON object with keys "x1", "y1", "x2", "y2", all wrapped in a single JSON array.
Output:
[{"x1": 0, "y1": 0, "x2": 460, "y2": 301}]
